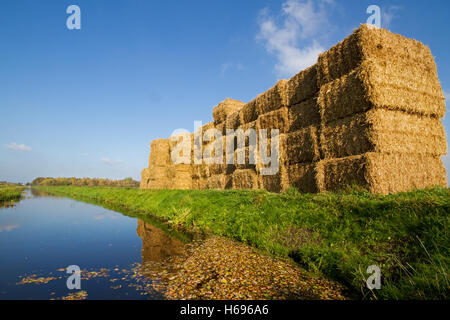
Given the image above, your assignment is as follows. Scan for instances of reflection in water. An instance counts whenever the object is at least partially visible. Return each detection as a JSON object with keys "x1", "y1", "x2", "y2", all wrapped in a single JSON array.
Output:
[
  {"x1": 0, "y1": 224, "x2": 20, "y2": 232},
  {"x1": 0, "y1": 189, "x2": 191, "y2": 299},
  {"x1": 29, "y1": 188, "x2": 61, "y2": 198},
  {"x1": 136, "y1": 220, "x2": 185, "y2": 264}
]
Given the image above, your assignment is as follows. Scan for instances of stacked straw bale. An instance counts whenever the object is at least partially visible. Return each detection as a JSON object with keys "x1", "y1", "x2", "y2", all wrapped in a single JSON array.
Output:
[
  {"x1": 232, "y1": 169, "x2": 259, "y2": 190},
  {"x1": 315, "y1": 24, "x2": 447, "y2": 193},
  {"x1": 213, "y1": 98, "x2": 245, "y2": 125},
  {"x1": 141, "y1": 25, "x2": 447, "y2": 194}
]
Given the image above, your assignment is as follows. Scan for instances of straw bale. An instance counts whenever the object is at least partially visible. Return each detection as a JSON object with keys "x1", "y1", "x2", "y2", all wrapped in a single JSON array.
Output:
[
  {"x1": 213, "y1": 98, "x2": 246, "y2": 124},
  {"x1": 256, "y1": 133, "x2": 285, "y2": 175},
  {"x1": 285, "y1": 163, "x2": 323, "y2": 193},
  {"x1": 232, "y1": 169, "x2": 259, "y2": 190},
  {"x1": 201, "y1": 123, "x2": 222, "y2": 146},
  {"x1": 149, "y1": 139, "x2": 171, "y2": 166},
  {"x1": 225, "y1": 111, "x2": 241, "y2": 132},
  {"x1": 255, "y1": 80, "x2": 289, "y2": 115},
  {"x1": 233, "y1": 120, "x2": 258, "y2": 147},
  {"x1": 168, "y1": 133, "x2": 193, "y2": 165},
  {"x1": 288, "y1": 97, "x2": 321, "y2": 132},
  {"x1": 284, "y1": 126, "x2": 321, "y2": 164},
  {"x1": 257, "y1": 107, "x2": 290, "y2": 133},
  {"x1": 286, "y1": 65, "x2": 319, "y2": 105},
  {"x1": 224, "y1": 134, "x2": 238, "y2": 159},
  {"x1": 192, "y1": 164, "x2": 211, "y2": 180},
  {"x1": 207, "y1": 163, "x2": 235, "y2": 175},
  {"x1": 201, "y1": 122, "x2": 215, "y2": 133},
  {"x1": 234, "y1": 146, "x2": 257, "y2": 170},
  {"x1": 192, "y1": 178, "x2": 209, "y2": 190},
  {"x1": 239, "y1": 99, "x2": 258, "y2": 124},
  {"x1": 321, "y1": 152, "x2": 447, "y2": 194},
  {"x1": 318, "y1": 61, "x2": 445, "y2": 123},
  {"x1": 207, "y1": 174, "x2": 232, "y2": 190},
  {"x1": 173, "y1": 164, "x2": 193, "y2": 173},
  {"x1": 203, "y1": 140, "x2": 224, "y2": 163},
  {"x1": 140, "y1": 168, "x2": 151, "y2": 189},
  {"x1": 257, "y1": 165, "x2": 288, "y2": 193},
  {"x1": 215, "y1": 122, "x2": 226, "y2": 136},
  {"x1": 172, "y1": 171, "x2": 193, "y2": 190},
  {"x1": 317, "y1": 24, "x2": 439, "y2": 86},
  {"x1": 321, "y1": 109, "x2": 447, "y2": 159},
  {"x1": 144, "y1": 165, "x2": 172, "y2": 189},
  {"x1": 208, "y1": 164, "x2": 223, "y2": 176}
]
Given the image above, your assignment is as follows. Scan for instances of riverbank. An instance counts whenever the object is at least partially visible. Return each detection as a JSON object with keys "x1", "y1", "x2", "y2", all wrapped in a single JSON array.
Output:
[
  {"x1": 35, "y1": 185, "x2": 449, "y2": 299},
  {"x1": 0, "y1": 185, "x2": 25, "y2": 203}
]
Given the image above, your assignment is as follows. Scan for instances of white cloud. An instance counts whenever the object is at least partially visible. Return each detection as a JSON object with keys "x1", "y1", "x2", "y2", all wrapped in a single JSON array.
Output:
[
  {"x1": 4, "y1": 142, "x2": 32, "y2": 152},
  {"x1": 257, "y1": 0, "x2": 333, "y2": 77},
  {"x1": 101, "y1": 157, "x2": 124, "y2": 166},
  {"x1": 94, "y1": 212, "x2": 118, "y2": 220},
  {"x1": 381, "y1": 6, "x2": 402, "y2": 29}
]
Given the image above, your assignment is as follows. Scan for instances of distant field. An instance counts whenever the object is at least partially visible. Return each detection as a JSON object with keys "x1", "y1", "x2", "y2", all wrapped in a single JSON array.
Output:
[
  {"x1": 36, "y1": 185, "x2": 450, "y2": 300},
  {"x1": 0, "y1": 185, "x2": 25, "y2": 202}
]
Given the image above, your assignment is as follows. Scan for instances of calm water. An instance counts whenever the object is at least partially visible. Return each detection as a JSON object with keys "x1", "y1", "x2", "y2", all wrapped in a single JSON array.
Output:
[{"x1": 0, "y1": 189, "x2": 188, "y2": 300}]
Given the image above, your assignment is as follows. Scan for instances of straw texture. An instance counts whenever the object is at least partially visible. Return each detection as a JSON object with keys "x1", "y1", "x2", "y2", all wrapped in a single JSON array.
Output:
[
  {"x1": 213, "y1": 98, "x2": 245, "y2": 124},
  {"x1": 321, "y1": 109, "x2": 447, "y2": 159},
  {"x1": 232, "y1": 169, "x2": 259, "y2": 190},
  {"x1": 321, "y1": 152, "x2": 447, "y2": 194},
  {"x1": 286, "y1": 65, "x2": 319, "y2": 105}
]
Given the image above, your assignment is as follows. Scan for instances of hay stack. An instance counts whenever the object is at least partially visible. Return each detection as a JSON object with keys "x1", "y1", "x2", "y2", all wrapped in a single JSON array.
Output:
[
  {"x1": 207, "y1": 174, "x2": 231, "y2": 190},
  {"x1": 169, "y1": 133, "x2": 193, "y2": 165},
  {"x1": 321, "y1": 109, "x2": 447, "y2": 159},
  {"x1": 232, "y1": 169, "x2": 259, "y2": 190},
  {"x1": 318, "y1": 64, "x2": 445, "y2": 123},
  {"x1": 286, "y1": 65, "x2": 319, "y2": 106},
  {"x1": 213, "y1": 98, "x2": 246, "y2": 125},
  {"x1": 257, "y1": 165, "x2": 288, "y2": 193},
  {"x1": 145, "y1": 165, "x2": 172, "y2": 189},
  {"x1": 140, "y1": 168, "x2": 151, "y2": 189},
  {"x1": 314, "y1": 24, "x2": 447, "y2": 194},
  {"x1": 255, "y1": 80, "x2": 289, "y2": 115},
  {"x1": 286, "y1": 163, "x2": 322, "y2": 193},
  {"x1": 197, "y1": 122, "x2": 216, "y2": 146},
  {"x1": 289, "y1": 97, "x2": 321, "y2": 132},
  {"x1": 149, "y1": 139, "x2": 171, "y2": 167},
  {"x1": 192, "y1": 164, "x2": 211, "y2": 180},
  {"x1": 318, "y1": 25, "x2": 445, "y2": 123},
  {"x1": 257, "y1": 107, "x2": 290, "y2": 134},
  {"x1": 234, "y1": 146, "x2": 257, "y2": 170},
  {"x1": 321, "y1": 153, "x2": 447, "y2": 194},
  {"x1": 140, "y1": 25, "x2": 447, "y2": 195},
  {"x1": 284, "y1": 126, "x2": 321, "y2": 164},
  {"x1": 225, "y1": 111, "x2": 241, "y2": 132},
  {"x1": 239, "y1": 99, "x2": 258, "y2": 124},
  {"x1": 317, "y1": 24, "x2": 440, "y2": 86}
]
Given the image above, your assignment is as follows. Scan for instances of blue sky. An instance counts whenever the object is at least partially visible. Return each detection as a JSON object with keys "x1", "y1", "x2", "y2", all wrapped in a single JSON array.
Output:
[{"x1": 1, "y1": 0, "x2": 449, "y2": 183}]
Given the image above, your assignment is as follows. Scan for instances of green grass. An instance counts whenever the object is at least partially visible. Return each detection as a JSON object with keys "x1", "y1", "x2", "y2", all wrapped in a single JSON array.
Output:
[
  {"x1": 0, "y1": 185, "x2": 25, "y2": 202},
  {"x1": 35, "y1": 185, "x2": 449, "y2": 300}
]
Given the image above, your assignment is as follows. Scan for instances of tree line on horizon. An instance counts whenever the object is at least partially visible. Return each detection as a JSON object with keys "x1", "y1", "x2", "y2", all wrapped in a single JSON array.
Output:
[{"x1": 31, "y1": 177, "x2": 139, "y2": 188}]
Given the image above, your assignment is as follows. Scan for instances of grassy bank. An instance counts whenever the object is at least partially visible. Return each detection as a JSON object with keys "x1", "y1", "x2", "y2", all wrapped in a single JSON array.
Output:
[
  {"x1": 0, "y1": 185, "x2": 25, "y2": 202},
  {"x1": 36, "y1": 185, "x2": 449, "y2": 300}
]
